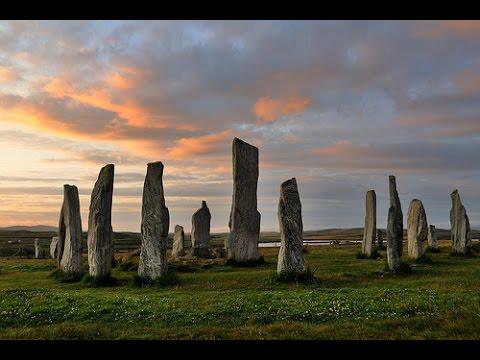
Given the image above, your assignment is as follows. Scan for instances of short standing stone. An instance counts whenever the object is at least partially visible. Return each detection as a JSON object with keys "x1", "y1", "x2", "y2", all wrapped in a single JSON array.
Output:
[
  {"x1": 376, "y1": 230, "x2": 384, "y2": 249},
  {"x1": 362, "y1": 190, "x2": 376, "y2": 257},
  {"x1": 34, "y1": 238, "x2": 45, "y2": 259},
  {"x1": 171, "y1": 225, "x2": 185, "y2": 258},
  {"x1": 226, "y1": 138, "x2": 261, "y2": 263},
  {"x1": 87, "y1": 164, "x2": 115, "y2": 278},
  {"x1": 389, "y1": 175, "x2": 404, "y2": 257},
  {"x1": 277, "y1": 178, "x2": 307, "y2": 275},
  {"x1": 50, "y1": 236, "x2": 59, "y2": 259},
  {"x1": 58, "y1": 184, "x2": 83, "y2": 274},
  {"x1": 450, "y1": 189, "x2": 471, "y2": 255},
  {"x1": 191, "y1": 201, "x2": 211, "y2": 258},
  {"x1": 386, "y1": 206, "x2": 401, "y2": 271},
  {"x1": 138, "y1": 162, "x2": 170, "y2": 279},
  {"x1": 407, "y1": 199, "x2": 428, "y2": 259},
  {"x1": 428, "y1": 225, "x2": 438, "y2": 250}
]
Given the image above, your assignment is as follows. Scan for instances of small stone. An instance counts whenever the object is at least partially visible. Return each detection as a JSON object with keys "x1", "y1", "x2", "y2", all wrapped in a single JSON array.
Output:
[
  {"x1": 50, "y1": 236, "x2": 59, "y2": 259},
  {"x1": 138, "y1": 162, "x2": 170, "y2": 279},
  {"x1": 172, "y1": 225, "x2": 185, "y2": 258},
  {"x1": 376, "y1": 230, "x2": 384, "y2": 249},
  {"x1": 407, "y1": 199, "x2": 428, "y2": 259},
  {"x1": 277, "y1": 178, "x2": 307, "y2": 275},
  {"x1": 87, "y1": 164, "x2": 115, "y2": 278},
  {"x1": 34, "y1": 238, "x2": 45, "y2": 259},
  {"x1": 428, "y1": 225, "x2": 438, "y2": 250},
  {"x1": 191, "y1": 201, "x2": 211, "y2": 258},
  {"x1": 361, "y1": 190, "x2": 376, "y2": 257}
]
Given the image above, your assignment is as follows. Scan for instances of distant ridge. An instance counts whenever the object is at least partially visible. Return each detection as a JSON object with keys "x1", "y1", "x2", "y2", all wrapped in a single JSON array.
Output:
[{"x1": 0, "y1": 225, "x2": 57, "y2": 232}]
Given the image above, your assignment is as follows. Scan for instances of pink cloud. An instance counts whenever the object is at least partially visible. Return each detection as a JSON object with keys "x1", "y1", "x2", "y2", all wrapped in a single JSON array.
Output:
[{"x1": 253, "y1": 96, "x2": 310, "y2": 122}]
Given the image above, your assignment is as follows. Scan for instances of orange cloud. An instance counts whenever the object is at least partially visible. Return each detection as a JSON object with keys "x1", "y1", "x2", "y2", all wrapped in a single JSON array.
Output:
[
  {"x1": 313, "y1": 140, "x2": 356, "y2": 156},
  {"x1": 105, "y1": 66, "x2": 143, "y2": 90},
  {"x1": 0, "y1": 66, "x2": 17, "y2": 82},
  {"x1": 253, "y1": 96, "x2": 310, "y2": 122},
  {"x1": 413, "y1": 20, "x2": 480, "y2": 38},
  {"x1": 167, "y1": 130, "x2": 233, "y2": 159}
]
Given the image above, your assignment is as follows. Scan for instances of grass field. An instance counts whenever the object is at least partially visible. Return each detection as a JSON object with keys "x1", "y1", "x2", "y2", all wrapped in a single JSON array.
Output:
[{"x1": 1, "y1": 237, "x2": 480, "y2": 339}]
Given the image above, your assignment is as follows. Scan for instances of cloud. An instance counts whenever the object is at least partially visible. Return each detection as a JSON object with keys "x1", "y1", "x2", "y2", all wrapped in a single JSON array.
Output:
[
  {"x1": 167, "y1": 129, "x2": 233, "y2": 158},
  {"x1": 253, "y1": 96, "x2": 311, "y2": 122}
]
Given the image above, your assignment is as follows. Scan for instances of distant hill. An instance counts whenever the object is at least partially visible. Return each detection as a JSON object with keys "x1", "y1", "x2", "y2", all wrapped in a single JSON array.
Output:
[{"x1": 0, "y1": 225, "x2": 57, "y2": 232}]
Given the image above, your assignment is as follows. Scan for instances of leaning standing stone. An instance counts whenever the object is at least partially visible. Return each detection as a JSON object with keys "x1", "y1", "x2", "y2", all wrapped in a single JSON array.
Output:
[
  {"x1": 362, "y1": 190, "x2": 376, "y2": 257},
  {"x1": 450, "y1": 189, "x2": 471, "y2": 255},
  {"x1": 138, "y1": 162, "x2": 170, "y2": 279},
  {"x1": 407, "y1": 199, "x2": 428, "y2": 259},
  {"x1": 277, "y1": 178, "x2": 307, "y2": 275},
  {"x1": 389, "y1": 175, "x2": 404, "y2": 257},
  {"x1": 87, "y1": 164, "x2": 115, "y2": 278},
  {"x1": 226, "y1": 137, "x2": 261, "y2": 264},
  {"x1": 191, "y1": 201, "x2": 211, "y2": 258},
  {"x1": 428, "y1": 225, "x2": 438, "y2": 250},
  {"x1": 171, "y1": 225, "x2": 185, "y2": 258},
  {"x1": 58, "y1": 184, "x2": 83, "y2": 274},
  {"x1": 50, "y1": 236, "x2": 59, "y2": 259}
]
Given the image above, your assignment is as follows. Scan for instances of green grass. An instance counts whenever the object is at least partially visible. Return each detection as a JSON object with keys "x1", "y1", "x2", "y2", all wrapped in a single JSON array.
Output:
[{"x1": 1, "y1": 240, "x2": 480, "y2": 339}]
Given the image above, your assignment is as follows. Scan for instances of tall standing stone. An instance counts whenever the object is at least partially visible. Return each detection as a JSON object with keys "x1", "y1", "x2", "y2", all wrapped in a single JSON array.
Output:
[
  {"x1": 58, "y1": 184, "x2": 83, "y2": 274},
  {"x1": 277, "y1": 178, "x2": 307, "y2": 275},
  {"x1": 171, "y1": 225, "x2": 185, "y2": 258},
  {"x1": 226, "y1": 137, "x2": 261, "y2": 263},
  {"x1": 34, "y1": 238, "x2": 44, "y2": 259},
  {"x1": 407, "y1": 199, "x2": 428, "y2": 259},
  {"x1": 450, "y1": 189, "x2": 471, "y2": 255},
  {"x1": 50, "y1": 236, "x2": 59, "y2": 259},
  {"x1": 191, "y1": 201, "x2": 211, "y2": 258},
  {"x1": 87, "y1": 164, "x2": 114, "y2": 278},
  {"x1": 386, "y1": 175, "x2": 404, "y2": 271},
  {"x1": 362, "y1": 190, "x2": 376, "y2": 257},
  {"x1": 138, "y1": 162, "x2": 170, "y2": 279},
  {"x1": 428, "y1": 225, "x2": 438, "y2": 250}
]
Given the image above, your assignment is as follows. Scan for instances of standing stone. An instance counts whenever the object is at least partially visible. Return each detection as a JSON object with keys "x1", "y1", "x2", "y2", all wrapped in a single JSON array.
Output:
[
  {"x1": 376, "y1": 230, "x2": 384, "y2": 249},
  {"x1": 171, "y1": 225, "x2": 185, "y2": 258},
  {"x1": 407, "y1": 199, "x2": 428, "y2": 259},
  {"x1": 138, "y1": 162, "x2": 170, "y2": 279},
  {"x1": 191, "y1": 201, "x2": 211, "y2": 258},
  {"x1": 386, "y1": 175, "x2": 405, "y2": 271},
  {"x1": 226, "y1": 137, "x2": 261, "y2": 263},
  {"x1": 450, "y1": 189, "x2": 471, "y2": 255},
  {"x1": 87, "y1": 164, "x2": 114, "y2": 278},
  {"x1": 427, "y1": 225, "x2": 438, "y2": 250},
  {"x1": 34, "y1": 238, "x2": 44, "y2": 259},
  {"x1": 362, "y1": 190, "x2": 376, "y2": 257},
  {"x1": 277, "y1": 178, "x2": 307, "y2": 275},
  {"x1": 58, "y1": 184, "x2": 83, "y2": 274},
  {"x1": 50, "y1": 236, "x2": 59, "y2": 259}
]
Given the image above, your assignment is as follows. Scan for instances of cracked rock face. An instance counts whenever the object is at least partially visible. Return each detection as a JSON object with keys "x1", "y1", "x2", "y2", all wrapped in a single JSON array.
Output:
[
  {"x1": 191, "y1": 201, "x2": 211, "y2": 258},
  {"x1": 386, "y1": 176, "x2": 404, "y2": 270},
  {"x1": 138, "y1": 162, "x2": 170, "y2": 279},
  {"x1": 58, "y1": 184, "x2": 83, "y2": 274},
  {"x1": 50, "y1": 236, "x2": 59, "y2": 259},
  {"x1": 362, "y1": 190, "x2": 376, "y2": 257},
  {"x1": 450, "y1": 189, "x2": 471, "y2": 255},
  {"x1": 277, "y1": 178, "x2": 307, "y2": 275},
  {"x1": 87, "y1": 164, "x2": 114, "y2": 278},
  {"x1": 407, "y1": 199, "x2": 428, "y2": 259},
  {"x1": 171, "y1": 225, "x2": 185, "y2": 258},
  {"x1": 226, "y1": 138, "x2": 261, "y2": 263}
]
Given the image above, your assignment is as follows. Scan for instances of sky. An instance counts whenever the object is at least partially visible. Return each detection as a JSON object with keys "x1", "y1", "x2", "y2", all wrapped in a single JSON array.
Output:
[{"x1": 1, "y1": 20, "x2": 480, "y2": 232}]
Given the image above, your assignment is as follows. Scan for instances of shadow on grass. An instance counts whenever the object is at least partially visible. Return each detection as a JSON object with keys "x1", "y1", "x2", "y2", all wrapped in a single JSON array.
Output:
[
  {"x1": 382, "y1": 261, "x2": 413, "y2": 276},
  {"x1": 49, "y1": 269, "x2": 84, "y2": 283},
  {"x1": 130, "y1": 272, "x2": 180, "y2": 288},
  {"x1": 356, "y1": 250, "x2": 382, "y2": 260},
  {"x1": 267, "y1": 267, "x2": 318, "y2": 285},
  {"x1": 225, "y1": 256, "x2": 266, "y2": 268},
  {"x1": 82, "y1": 274, "x2": 119, "y2": 288}
]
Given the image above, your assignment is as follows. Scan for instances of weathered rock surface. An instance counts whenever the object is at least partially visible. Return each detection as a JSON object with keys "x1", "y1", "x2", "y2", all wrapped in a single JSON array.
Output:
[
  {"x1": 191, "y1": 201, "x2": 211, "y2": 258},
  {"x1": 428, "y1": 225, "x2": 438, "y2": 250},
  {"x1": 450, "y1": 189, "x2": 471, "y2": 255},
  {"x1": 407, "y1": 199, "x2": 428, "y2": 259},
  {"x1": 87, "y1": 164, "x2": 115, "y2": 278},
  {"x1": 226, "y1": 137, "x2": 261, "y2": 263},
  {"x1": 58, "y1": 184, "x2": 83, "y2": 274},
  {"x1": 34, "y1": 238, "x2": 45, "y2": 259},
  {"x1": 386, "y1": 206, "x2": 401, "y2": 271},
  {"x1": 50, "y1": 236, "x2": 59, "y2": 259},
  {"x1": 389, "y1": 175, "x2": 404, "y2": 257},
  {"x1": 376, "y1": 230, "x2": 384, "y2": 249},
  {"x1": 362, "y1": 190, "x2": 376, "y2": 256},
  {"x1": 138, "y1": 162, "x2": 170, "y2": 279},
  {"x1": 171, "y1": 225, "x2": 185, "y2": 258},
  {"x1": 277, "y1": 178, "x2": 307, "y2": 275}
]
